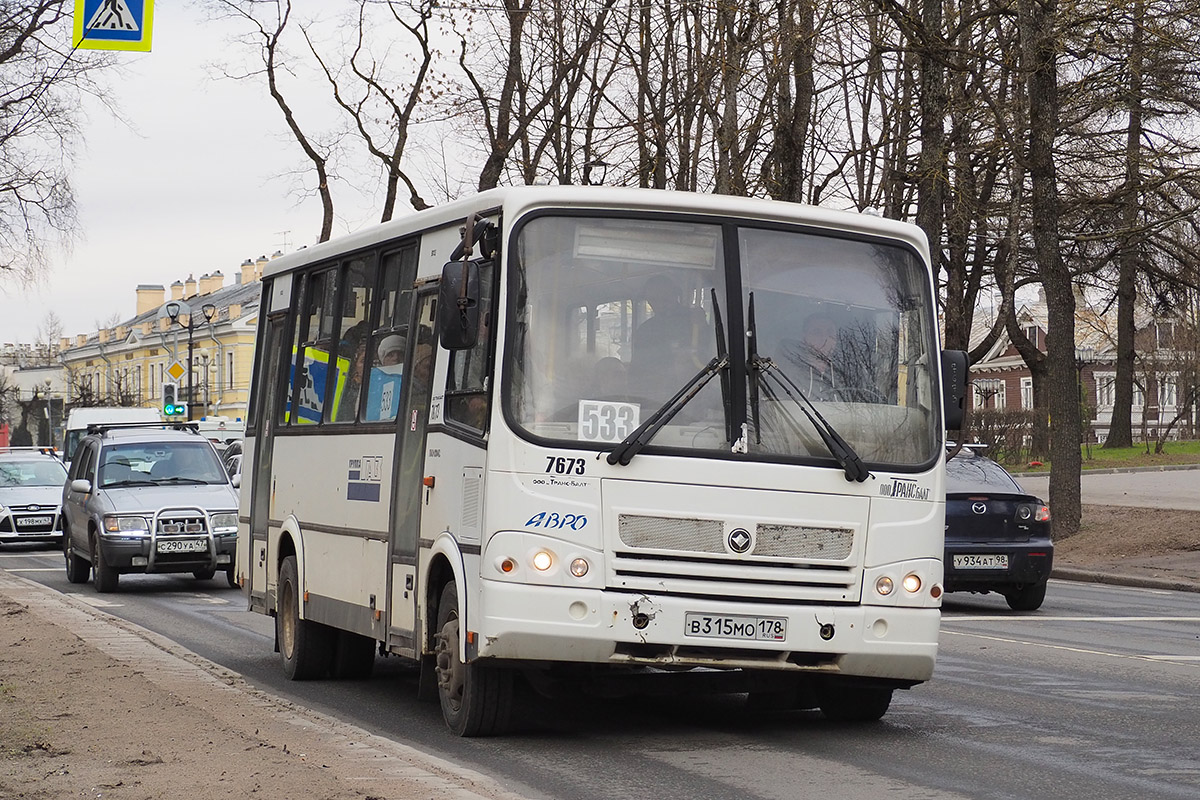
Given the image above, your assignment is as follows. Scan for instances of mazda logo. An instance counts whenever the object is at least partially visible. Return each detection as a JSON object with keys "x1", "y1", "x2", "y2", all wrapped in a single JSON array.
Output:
[
  {"x1": 727, "y1": 528, "x2": 752, "y2": 554},
  {"x1": 972, "y1": 502, "x2": 987, "y2": 515}
]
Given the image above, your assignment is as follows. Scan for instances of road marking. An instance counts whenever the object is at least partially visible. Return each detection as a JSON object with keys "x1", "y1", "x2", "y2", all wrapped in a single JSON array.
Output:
[
  {"x1": 2, "y1": 567, "x2": 65, "y2": 573},
  {"x1": 66, "y1": 594, "x2": 124, "y2": 608},
  {"x1": 942, "y1": 630, "x2": 1199, "y2": 664}
]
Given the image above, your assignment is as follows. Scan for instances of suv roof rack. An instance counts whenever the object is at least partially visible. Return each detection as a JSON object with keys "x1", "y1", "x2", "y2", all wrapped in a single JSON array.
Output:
[{"x1": 85, "y1": 421, "x2": 200, "y2": 436}]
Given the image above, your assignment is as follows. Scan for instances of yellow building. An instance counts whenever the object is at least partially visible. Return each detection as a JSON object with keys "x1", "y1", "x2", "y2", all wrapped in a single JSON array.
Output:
[{"x1": 58, "y1": 257, "x2": 268, "y2": 423}]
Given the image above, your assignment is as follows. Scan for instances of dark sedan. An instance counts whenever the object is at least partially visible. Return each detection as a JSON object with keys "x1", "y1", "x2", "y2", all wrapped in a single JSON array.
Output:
[{"x1": 944, "y1": 448, "x2": 1053, "y2": 611}]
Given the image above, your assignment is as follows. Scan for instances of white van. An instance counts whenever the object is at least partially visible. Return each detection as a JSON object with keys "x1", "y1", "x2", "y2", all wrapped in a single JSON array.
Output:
[{"x1": 62, "y1": 407, "x2": 162, "y2": 466}]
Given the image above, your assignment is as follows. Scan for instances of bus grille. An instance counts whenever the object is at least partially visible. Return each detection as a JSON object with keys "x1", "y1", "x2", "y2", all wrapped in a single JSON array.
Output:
[{"x1": 613, "y1": 514, "x2": 858, "y2": 602}]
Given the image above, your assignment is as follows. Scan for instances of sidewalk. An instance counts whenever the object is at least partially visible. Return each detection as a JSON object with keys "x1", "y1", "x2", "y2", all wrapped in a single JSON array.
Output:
[{"x1": 0, "y1": 569, "x2": 528, "y2": 800}]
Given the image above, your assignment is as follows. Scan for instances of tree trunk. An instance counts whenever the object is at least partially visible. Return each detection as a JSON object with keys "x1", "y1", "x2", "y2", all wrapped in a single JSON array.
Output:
[{"x1": 1019, "y1": 0, "x2": 1080, "y2": 537}]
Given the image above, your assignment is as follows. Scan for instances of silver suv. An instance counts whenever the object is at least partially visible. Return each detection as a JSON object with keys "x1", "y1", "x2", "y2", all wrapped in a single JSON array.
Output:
[{"x1": 61, "y1": 423, "x2": 239, "y2": 592}]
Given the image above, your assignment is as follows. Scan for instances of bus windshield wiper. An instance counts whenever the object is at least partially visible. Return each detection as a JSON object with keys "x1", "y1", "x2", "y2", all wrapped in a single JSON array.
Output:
[
  {"x1": 606, "y1": 355, "x2": 728, "y2": 466},
  {"x1": 751, "y1": 356, "x2": 871, "y2": 483}
]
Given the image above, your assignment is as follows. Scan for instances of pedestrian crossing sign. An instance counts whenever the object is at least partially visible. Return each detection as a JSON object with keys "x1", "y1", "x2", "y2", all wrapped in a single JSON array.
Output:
[{"x1": 73, "y1": 0, "x2": 155, "y2": 52}]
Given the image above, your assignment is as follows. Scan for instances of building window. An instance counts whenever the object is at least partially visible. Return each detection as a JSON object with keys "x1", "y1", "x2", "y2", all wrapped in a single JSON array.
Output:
[
  {"x1": 973, "y1": 378, "x2": 1005, "y2": 409},
  {"x1": 1133, "y1": 380, "x2": 1144, "y2": 409},
  {"x1": 1096, "y1": 373, "x2": 1115, "y2": 408},
  {"x1": 1156, "y1": 322, "x2": 1175, "y2": 348},
  {"x1": 1021, "y1": 377, "x2": 1033, "y2": 409},
  {"x1": 227, "y1": 351, "x2": 235, "y2": 390},
  {"x1": 1159, "y1": 374, "x2": 1177, "y2": 408}
]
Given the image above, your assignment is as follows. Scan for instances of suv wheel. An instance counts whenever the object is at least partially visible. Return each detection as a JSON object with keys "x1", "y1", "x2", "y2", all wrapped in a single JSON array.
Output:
[
  {"x1": 91, "y1": 535, "x2": 119, "y2": 593},
  {"x1": 64, "y1": 527, "x2": 90, "y2": 584}
]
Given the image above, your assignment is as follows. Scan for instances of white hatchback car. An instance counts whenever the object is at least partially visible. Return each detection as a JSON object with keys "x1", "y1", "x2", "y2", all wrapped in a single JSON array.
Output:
[{"x1": 0, "y1": 448, "x2": 68, "y2": 546}]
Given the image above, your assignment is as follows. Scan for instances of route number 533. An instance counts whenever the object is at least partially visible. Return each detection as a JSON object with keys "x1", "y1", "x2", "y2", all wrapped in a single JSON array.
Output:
[{"x1": 577, "y1": 400, "x2": 640, "y2": 444}]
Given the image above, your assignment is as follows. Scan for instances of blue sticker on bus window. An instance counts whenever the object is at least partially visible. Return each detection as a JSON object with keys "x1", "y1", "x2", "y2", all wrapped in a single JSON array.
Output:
[{"x1": 348, "y1": 455, "x2": 384, "y2": 502}]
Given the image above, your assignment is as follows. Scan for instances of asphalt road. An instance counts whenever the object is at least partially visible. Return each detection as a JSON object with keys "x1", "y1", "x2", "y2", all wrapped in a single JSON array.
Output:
[
  {"x1": 1016, "y1": 465, "x2": 1200, "y2": 510},
  {"x1": 3, "y1": 543, "x2": 1198, "y2": 800}
]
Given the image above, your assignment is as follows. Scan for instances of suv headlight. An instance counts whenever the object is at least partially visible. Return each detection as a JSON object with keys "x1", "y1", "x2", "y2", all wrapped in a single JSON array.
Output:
[
  {"x1": 104, "y1": 515, "x2": 148, "y2": 534},
  {"x1": 210, "y1": 513, "x2": 238, "y2": 535}
]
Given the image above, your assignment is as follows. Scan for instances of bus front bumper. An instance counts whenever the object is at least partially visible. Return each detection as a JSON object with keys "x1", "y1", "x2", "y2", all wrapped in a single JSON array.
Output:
[{"x1": 475, "y1": 581, "x2": 939, "y2": 683}]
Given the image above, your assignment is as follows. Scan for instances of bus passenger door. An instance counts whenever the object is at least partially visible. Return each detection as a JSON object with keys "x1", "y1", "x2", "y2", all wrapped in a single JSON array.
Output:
[
  {"x1": 386, "y1": 289, "x2": 438, "y2": 655},
  {"x1": 248, "y1": 311, "x2": 288, "y2": 607}
]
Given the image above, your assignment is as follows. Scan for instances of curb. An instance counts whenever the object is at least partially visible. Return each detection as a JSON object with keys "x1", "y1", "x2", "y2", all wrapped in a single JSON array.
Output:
[
  {"x1": 1052, "y1": 566, "x2": 1200, "y2": 594},
  {"x1": 1012, "y1": 462, "x2": 1200, "y2": 479}
]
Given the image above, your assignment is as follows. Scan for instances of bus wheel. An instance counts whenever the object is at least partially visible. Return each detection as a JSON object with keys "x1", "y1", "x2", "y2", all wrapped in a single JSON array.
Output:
[
  {"x1": 816, "y1": 681, "x2": 893, "y2": 722},
  {"x1": 277, "y1": 555, "x2": 334, "y2": 680},
  {"x1": 331, "y1": 630, "x2": 376, "y2": 680},
  {"x1": 434, "y1": 581, "x2": 513, "y2": 736}
]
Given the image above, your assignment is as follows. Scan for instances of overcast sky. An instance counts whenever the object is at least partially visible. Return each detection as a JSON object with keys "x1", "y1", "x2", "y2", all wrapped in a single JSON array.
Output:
[{"x1": 1, "y1": 2, "x2": 380, "y2": 344}]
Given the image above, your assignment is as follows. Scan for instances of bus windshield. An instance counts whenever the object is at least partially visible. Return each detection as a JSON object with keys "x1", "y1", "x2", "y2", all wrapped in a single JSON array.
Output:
[{"x1": 508, "y1": 213, "x2": 939, "y2": 468}]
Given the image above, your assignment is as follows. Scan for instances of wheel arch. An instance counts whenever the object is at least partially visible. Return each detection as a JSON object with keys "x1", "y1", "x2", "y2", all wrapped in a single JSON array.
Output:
[{"x1": 423, "y1": 534, "x2": 467, "y2": 659}]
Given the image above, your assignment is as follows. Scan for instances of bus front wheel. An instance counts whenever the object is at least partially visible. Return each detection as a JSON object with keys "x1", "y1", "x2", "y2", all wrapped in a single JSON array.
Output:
[
  {"x1": 816, "y1": 680, "x2": 893, "y2": 722},
  {"x1": 434, "y1": 581, "x2": 513, "y2": 736},
  {"x1": 277, "y1": 555, "x2": 334, "y2": 680}
]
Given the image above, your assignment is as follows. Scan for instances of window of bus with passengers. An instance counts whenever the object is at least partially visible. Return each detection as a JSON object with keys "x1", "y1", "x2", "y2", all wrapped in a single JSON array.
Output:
[{"x1": 506, "y1": 213, "x2": 939, "y2": 469}]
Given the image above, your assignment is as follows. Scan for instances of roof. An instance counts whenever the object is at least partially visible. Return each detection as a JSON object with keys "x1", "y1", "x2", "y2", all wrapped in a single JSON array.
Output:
[
  {"x1": 263, "y1": 185, "x2": 932, "y2": 279},
  {"x1": 62, "y1": 279, "x2": 261, "y2": 354}
]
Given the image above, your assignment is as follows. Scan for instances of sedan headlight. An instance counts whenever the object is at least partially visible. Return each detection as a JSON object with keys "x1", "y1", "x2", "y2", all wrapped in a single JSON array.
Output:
[
  {"x1": 104, "y1": 515, "x2": 148, "y2": 533},
  {"x1": 210, "y1": 513, "x2": 238, "y2": 535}
]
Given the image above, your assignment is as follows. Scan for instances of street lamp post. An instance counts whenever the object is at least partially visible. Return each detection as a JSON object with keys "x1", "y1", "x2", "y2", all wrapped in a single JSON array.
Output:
[{"x1": 165, "y1": 301, "x2": 217, "y2": 421}]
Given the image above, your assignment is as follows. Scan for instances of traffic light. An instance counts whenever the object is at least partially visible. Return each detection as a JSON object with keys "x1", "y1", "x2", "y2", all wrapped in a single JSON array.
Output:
[{"x1": 162, "y1": 382, "x2": 186, "y2": 416}]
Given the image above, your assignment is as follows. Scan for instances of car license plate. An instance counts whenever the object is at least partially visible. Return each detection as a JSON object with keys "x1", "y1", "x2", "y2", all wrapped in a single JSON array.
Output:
[
  {"x1": 157, "y1": 538, "x2": 207, "y2": 554},
  {"x1": 684, "y1": 613, "x2": 787, "y2": 641},
  {"x1": 953, "y1": 553, "x2": 1009, "y2": 569},
  {"x1": 16, "y1": 515, "x2": 52, "y2": 528}
]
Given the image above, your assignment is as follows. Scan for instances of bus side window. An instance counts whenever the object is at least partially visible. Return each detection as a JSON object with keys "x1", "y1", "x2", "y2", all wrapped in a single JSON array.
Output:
[
  {"x1": 329, "y1": 258, "x2": 376, "y2": 424},
  {"x1": 364, "y1": 246, "x2": 418, "y2": 422},
  {"x1": 288, "y1": 268, "x2": 337, "y2": 425},
  {"x1": 445, "y1": 262, "x2": 494, "y2": 432}
]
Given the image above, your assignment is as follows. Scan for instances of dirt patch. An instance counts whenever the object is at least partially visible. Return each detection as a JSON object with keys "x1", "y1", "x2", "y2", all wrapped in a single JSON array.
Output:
[
  {"x1": 1059, "y1": 505, "x2": 1200, "y2": 564},
  {"x1": 0, "y1": 590, "x2": 519, "y2": 800}
]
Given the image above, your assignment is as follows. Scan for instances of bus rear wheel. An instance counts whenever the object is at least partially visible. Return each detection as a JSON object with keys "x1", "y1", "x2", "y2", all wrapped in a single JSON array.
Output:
[
  {"x1": 277, "y1": 555, "x2": 334, "y2": 680},
  {"x1": 434, "y1": 581, "x2": 513, "y2": 736}
]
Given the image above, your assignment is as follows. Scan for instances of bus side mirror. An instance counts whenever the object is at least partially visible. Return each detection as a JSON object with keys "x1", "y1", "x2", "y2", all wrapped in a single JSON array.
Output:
[
  {"x1": 437, "y1": 259, "x2": 481, "y2": 350},
  {"x1": 941, "y1": 350, "x2": 968, "y2": 431}
]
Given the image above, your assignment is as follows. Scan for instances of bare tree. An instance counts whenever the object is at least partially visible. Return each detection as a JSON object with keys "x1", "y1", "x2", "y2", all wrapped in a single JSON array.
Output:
[
  {"x1": 1019, "y1": 0, "x2": 1082, "y2": 537},
  {"x1": 0, "y1": 1, "x2": 117, "y2": 287},
  {"x1": 206, "y1": 0, "x2": 336, "y2": 243},
  {"x1": 304, "y1": 0, "x2": 437, "y2": 220}
]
